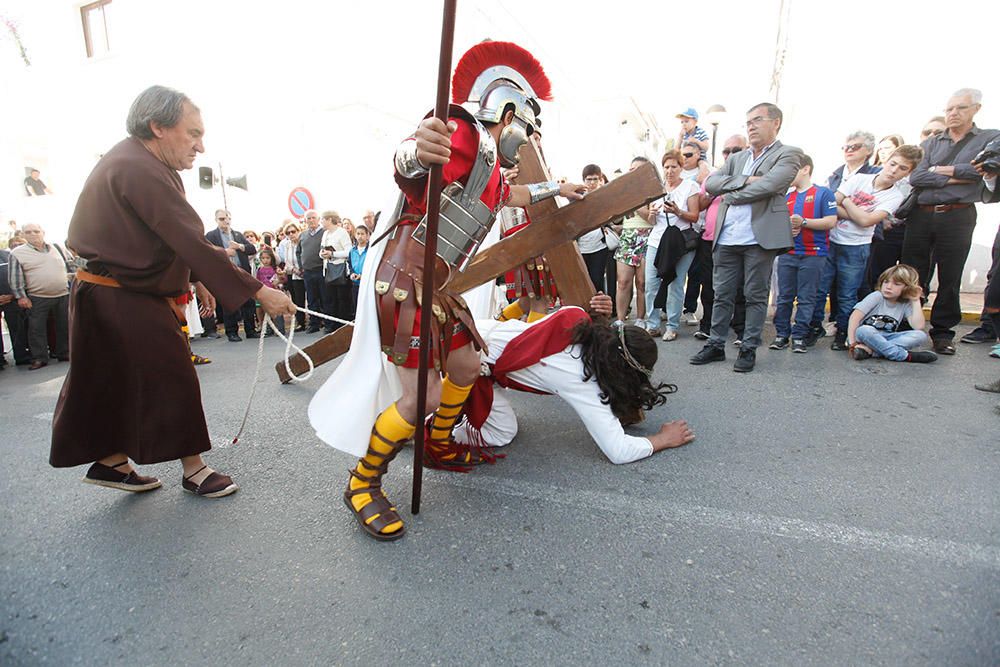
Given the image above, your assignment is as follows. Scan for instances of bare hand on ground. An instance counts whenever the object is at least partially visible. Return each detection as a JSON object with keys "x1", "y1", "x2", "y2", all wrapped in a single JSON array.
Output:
[
  {"x1": 256, "y1": 285, "x2": 296, "y2": 318},
  {"x1": 651, "y1": 420, "x2": 695, "y2": 452}
]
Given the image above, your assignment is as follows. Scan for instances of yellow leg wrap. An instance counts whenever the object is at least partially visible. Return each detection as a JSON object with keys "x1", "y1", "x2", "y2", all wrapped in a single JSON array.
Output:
[
  {"x1": 349, "y1": 403, "x2": 415, "y2": 535},
  {"x1": 498, "y1": 301, "x2": 525, "y2": 322},
  {"x1": 427, "y1": 376, "x2": 474, "y2": 462},
  {"x1": 526, "y1": 310, "x2": 546, "y2": 323}
]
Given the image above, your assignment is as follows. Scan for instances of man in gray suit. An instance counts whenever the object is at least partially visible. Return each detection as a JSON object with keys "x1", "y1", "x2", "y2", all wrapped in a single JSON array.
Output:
[{"x1": 690, "y1": 102, "x2": 802, "y2": 372}]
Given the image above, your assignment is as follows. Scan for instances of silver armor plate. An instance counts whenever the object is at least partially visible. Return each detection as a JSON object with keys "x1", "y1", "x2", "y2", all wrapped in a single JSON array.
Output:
[{"x1": 411, "y1": 109, "x2": 499, "y2": 273}]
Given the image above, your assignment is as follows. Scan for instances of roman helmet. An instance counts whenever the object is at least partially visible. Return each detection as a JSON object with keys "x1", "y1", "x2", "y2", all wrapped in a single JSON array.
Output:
[{"x1": 451, "y1": 41, "x2": 552, "y2": 168}]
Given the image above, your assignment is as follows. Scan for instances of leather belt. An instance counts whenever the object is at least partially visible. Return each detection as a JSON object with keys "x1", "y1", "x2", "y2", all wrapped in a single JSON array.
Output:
[
  {"x1": 917, "y1": 203, "x2": 973, "y2": 213},
  {"x1": 76, "y1": 269, "x2": 189, "y2": 322},
  {"x1": 75, "y1": 269, "x2": 121, "y2": 287}
]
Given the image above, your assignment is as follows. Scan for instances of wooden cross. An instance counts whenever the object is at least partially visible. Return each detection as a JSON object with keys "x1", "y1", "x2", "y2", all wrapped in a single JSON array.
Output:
[{"x1": 274, "y1": 143, "x2": 662, "y2": 383}]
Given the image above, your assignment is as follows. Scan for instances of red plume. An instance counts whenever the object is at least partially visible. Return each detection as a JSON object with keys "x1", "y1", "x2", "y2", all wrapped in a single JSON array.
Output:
[{"x1": 452, "y1": 41, "x2": 552, "y2": 104}]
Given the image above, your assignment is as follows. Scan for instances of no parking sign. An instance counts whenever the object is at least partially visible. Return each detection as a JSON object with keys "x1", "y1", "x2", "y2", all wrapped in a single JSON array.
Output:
[{"x1": 287, "y1": 187, "x2": 315, "y2": 218}]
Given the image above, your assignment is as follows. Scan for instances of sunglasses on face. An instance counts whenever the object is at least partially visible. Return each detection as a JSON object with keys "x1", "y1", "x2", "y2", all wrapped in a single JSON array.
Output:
[
  {"x1": 921, "y1": 129, "x2": 944, "y2": 138},
  {"x1": 682, "y1": 152, "x2": 696, "y2": 158},
  {"x1": 217, "y1": 217, "x2": 230, "y2": 221},
  {"x1": 842, "y1": 143, "x2": 865, "y2": 152},
  {"x1": 722, "y1": 147, "x2": 743, "y2": 156}
]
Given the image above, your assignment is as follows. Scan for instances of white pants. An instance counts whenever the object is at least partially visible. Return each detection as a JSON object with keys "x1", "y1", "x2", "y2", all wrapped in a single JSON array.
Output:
[{"x1": 452, "y1": 385, "x2": 518, "y2": 447}]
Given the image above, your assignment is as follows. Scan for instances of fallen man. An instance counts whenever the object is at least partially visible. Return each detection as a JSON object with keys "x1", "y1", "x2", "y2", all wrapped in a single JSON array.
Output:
[{"x1": 454, "y1": 294, "x2": 695, "y2": 464}]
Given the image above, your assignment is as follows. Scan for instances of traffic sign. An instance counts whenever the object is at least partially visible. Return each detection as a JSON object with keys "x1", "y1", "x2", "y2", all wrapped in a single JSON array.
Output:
[{"x1": 288, "y1": 187, "x2": 315, "y2": 218}]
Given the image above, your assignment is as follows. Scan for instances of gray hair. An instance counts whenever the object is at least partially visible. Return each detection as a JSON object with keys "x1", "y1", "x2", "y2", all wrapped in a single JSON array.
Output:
[
  {"x1": 951, "y1": 88, "x2": 983, "y2": 104},
  {"x1": 126, "y1": 85, "x2": 197, "y2": 139},
  {"x1": 846, "y1": 130, "x2": 876, "y2": 150}
]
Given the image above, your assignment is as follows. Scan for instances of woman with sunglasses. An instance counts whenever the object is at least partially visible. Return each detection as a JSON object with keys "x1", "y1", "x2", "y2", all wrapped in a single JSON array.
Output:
[
  {"x1": 277, "y1": 223, "x2": 306, "y2": 331},
  {"x1": 679, "y1": 141, "x2": 710, "y2": 185}
]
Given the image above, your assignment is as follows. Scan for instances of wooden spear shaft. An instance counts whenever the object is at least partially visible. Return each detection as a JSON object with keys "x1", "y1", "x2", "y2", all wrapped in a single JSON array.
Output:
[{"x1": 412, "y1": 0, "x2": 458, "y2": 515}]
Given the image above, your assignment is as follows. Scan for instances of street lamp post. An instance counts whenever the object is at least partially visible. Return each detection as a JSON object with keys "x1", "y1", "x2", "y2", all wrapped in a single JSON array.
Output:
[{"x1": 706, "y1": 104, "x2": 727, "y2": 167}]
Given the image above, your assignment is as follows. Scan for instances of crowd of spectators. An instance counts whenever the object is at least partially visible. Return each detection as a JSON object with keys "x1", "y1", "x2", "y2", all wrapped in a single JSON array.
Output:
[
  {"x1": 573, "y1": 89, "x2": 1000, "y2": 379},
  {"x1": 3, "y1": 89, "x2": 999, "y2": 394},
  {"x1": 196, "y1": 207, "x2": 374, "y2": 342}
]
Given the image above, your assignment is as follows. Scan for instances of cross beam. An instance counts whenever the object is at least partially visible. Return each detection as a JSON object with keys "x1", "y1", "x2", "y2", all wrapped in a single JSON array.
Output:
[{"x1": 275, "y1": 158, "x2": 662, "y2": 383}]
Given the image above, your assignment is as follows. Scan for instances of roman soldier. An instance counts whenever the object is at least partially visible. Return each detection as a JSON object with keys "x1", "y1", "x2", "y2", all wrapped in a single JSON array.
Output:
[{"x1": 310, "y1": 41, "x2": 586, "y2": 541}]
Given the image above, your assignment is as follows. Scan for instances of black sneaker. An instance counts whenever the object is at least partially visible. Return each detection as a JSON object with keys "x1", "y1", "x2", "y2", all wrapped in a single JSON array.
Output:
[
  {"x1": 830, "y1": 334, "x2": 848, "y2": 351},
  {"x1": 693, "y1": 330, "x2": 709, "y2": 340},
  {"x1": 805, "y1": 323, "x2": 825, "y2": 346},
  {"x1": 791, "y1": 339, "x2": 807, "y2": 353},
  {"x1": 960, "y1": 327, "x2": 996, "y2": 344},
  {"x1": 769, "y1": 336, "x2": 789, "y2": 350},
  {"x1": 690, "y1": 344, "x2": 726, "y2": 365},
  {"x1": 906, "y1": 350, "x2": 938, "y2": 363},
  {"x1": 733, "y1": 348, "x2": 756, "y2": 373}
]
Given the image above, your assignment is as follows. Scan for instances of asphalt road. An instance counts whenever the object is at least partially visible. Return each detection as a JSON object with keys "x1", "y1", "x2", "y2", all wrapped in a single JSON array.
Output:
[{"x1": 1, "y1": 322, "x2": 998, "y2": 666}]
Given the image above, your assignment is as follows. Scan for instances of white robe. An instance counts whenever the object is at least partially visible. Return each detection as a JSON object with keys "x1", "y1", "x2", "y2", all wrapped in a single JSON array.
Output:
[{"x1": 308, "y1": 194, "x2": 501, "y2": 458}]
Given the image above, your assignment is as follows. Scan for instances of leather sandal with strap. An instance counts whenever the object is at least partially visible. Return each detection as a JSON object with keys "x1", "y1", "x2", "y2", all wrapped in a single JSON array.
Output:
[
  {"x1": 182, "y1": 465, "x2": 239, "y2": 498},
  {"x1": 83, "y1": 460, "x2": 162, "y2": 492},
  {"x1": 344, "y1": 434, "x2": 407, "y2": 541},
  {"x1": 423, "y1": 420, "x2": 504, "y2": 473}
]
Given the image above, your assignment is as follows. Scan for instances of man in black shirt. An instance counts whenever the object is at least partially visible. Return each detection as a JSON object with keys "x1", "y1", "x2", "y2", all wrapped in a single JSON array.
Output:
[
  {"x1": 902, "y1": 88, "x2": 1000, "y2": 354},
  {"x1": 24, "y1": 169, "x2": 51, "y2": 196}
]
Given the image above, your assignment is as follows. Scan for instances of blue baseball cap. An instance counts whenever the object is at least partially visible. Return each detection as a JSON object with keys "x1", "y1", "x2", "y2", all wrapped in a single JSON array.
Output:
[{"x1": 676, "y1": 107, "x2": 699, "y2": 120}]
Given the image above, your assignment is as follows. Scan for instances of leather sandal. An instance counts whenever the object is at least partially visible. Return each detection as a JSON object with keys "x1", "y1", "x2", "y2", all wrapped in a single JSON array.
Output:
[
  {"x1": 423, "y1": 421, "x2": 504, "y2": 472},
  {"x1": 191, "y1": 354, "x2": 212, "y2": 365},
  {"x1": 182, "y1": 465, "x2": 238, "y2": 498},
  {"x1": 344, "y1": 433, "x2": 407, "y2": 541},
  {"x1": 83, "y1": 460, "x2": 162, "y2": 492},
  {"x1": 343, "y1": 469, "x2": 406, "y2": 542}
]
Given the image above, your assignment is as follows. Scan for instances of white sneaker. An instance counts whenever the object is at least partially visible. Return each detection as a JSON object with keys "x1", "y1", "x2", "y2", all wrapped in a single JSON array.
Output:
[
  {"x1": 682, "y1": 312, "x2": 699, "y2": 326},
  {"x1": 662, "y1": 328, "x2": 678, "y2": 341}
]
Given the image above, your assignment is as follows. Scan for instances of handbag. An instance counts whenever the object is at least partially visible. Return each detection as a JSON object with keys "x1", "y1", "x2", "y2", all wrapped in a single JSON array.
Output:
[
  {"x1": 603, "y1": 226, "x2": 621, "y2": 251},
  {"x1": 680, "y1": 227, "x2": 700, "y2": 252},
  {"x1": 894, "y1": 187, "x2": 920, "y2": 220},
  {"x1": 324, "y1": 260, "x2": 349, "y2": 285}
]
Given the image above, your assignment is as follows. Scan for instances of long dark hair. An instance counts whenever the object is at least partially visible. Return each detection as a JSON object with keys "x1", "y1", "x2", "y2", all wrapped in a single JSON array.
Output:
[{"x1": 571, "y1": 321, "x2": 676, "y2": 426}]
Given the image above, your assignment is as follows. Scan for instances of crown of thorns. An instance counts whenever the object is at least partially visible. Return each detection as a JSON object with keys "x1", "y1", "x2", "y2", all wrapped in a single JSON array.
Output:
[{"x1": 616, "y1": 322, "x2": 652, "y2": 376}]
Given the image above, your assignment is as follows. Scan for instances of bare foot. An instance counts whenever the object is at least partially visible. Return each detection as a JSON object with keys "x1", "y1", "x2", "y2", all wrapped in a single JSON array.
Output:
[
  {"x1": 652, "y1": 420, "x2": 696, "y2": 452},
  {"x1": 857, "y1": 343, "x2": 874, "y2": 354}
]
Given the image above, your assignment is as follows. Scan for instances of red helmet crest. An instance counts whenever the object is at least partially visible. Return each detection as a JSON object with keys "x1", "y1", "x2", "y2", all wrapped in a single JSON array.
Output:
[{"x1": 452, "y1": 41, "x2": 552, "y2": 104}]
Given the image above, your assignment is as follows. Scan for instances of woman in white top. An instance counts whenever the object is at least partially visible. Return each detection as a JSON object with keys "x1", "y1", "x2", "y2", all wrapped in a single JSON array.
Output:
[
  {"x1": 643, "y1": 150, "x2": 701, "y2": 338},
  {"x1": 319, "y1": 210, "x2": 353, "y2": 332}
]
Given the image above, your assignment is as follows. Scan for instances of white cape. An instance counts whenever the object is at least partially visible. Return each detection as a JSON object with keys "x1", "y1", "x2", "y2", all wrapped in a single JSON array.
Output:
[{"x1": 308, "y1": 194, "x2": 500, "y2": 457}]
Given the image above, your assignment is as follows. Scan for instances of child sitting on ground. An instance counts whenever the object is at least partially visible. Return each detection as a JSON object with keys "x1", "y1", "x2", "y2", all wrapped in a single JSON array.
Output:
[{"x1": 847, "y1": 264, "x2": 936, "y2": 363}]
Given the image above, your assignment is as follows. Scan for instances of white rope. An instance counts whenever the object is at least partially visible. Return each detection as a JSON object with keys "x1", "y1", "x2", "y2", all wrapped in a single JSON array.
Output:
[{"x1": 230, "y1": 306, "x2": 354, "y2": 445}]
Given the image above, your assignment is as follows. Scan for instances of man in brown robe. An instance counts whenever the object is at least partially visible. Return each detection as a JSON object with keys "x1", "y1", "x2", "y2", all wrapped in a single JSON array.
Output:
[{"x1": 51, "y1": 85, "x2": 296, "y2": 498}]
